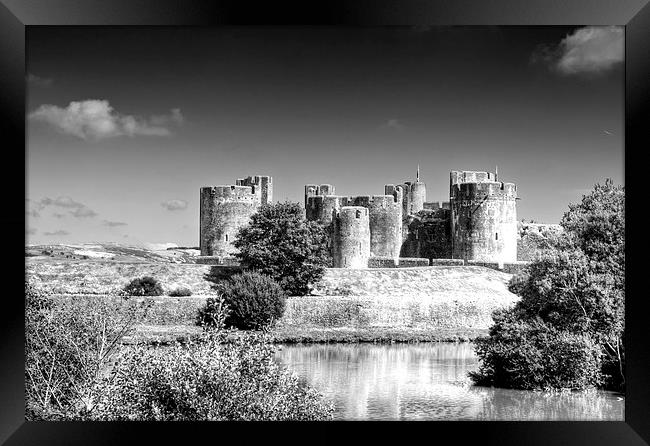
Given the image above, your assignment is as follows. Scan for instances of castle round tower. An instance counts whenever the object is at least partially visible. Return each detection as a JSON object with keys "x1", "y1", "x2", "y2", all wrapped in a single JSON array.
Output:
[
  {"x1": 355, "y1": 190, "x2": 403, "y2": 259},
  {"x1": 400, "y1": 166, "x2": 426, "y2": 216},
  {"x1": 332, "y1": 206, "x2": 371, "y2": 268},
  {"x1": 450, "y1": 170, "x2": 517, "y2": 263},
  {"x1": 200, "y1": 175, "x2": 273, "y2": 257}
]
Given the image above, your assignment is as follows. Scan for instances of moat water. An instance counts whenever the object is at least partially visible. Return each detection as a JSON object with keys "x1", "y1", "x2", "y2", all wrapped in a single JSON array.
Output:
[{"x1": 274, "y1": 343, "x2": 624, "y2": 421}]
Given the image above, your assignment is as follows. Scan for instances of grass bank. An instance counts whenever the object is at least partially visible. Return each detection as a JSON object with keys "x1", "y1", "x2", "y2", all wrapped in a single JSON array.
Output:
[{"x1": 36, "y1": 263, "x2": 518, "y2": 344}]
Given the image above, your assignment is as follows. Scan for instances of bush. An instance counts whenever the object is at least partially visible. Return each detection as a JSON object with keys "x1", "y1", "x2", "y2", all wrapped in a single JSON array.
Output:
[
  {"x1": 199, "y1": 272, "x2": 286, "y2": 330},
  {"x1": 122, "y1": 276, "x2": 163, "y2": 297},
  {"x1": 203, "y1": 265, "x2": 244, "y2": 285},
  {"x1": 169, "y1": 286, "x2": 192, "y2": 297},
  {"x1": 25, "y1": 282, "x2": 150, "y2": 420},
  {"x1": 233, "y1": 202, "x2": 330, "y2": 296},
  {"x1": 26, "y1": 282, "x2": 334, "y2": 421},
  {"x1": 469, "y1": 309, "x2": 604, "y2": 390},
  {"x1": 196, "y1": 296, "x2": 230, "y2": 329},
  {"x1": 93, "y1": 330, "x2": 334, "y2": 421}
]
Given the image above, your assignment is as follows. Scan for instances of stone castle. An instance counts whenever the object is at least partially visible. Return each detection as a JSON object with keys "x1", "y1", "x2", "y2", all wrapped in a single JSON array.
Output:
[{"x1": 199, "y1": 168, "x2": 518, "y2": 268}]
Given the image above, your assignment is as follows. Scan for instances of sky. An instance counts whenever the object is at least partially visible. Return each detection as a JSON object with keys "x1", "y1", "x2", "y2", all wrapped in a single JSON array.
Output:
[{"x1": 26, "y1": 26, "x2": 624, "y2": 247}]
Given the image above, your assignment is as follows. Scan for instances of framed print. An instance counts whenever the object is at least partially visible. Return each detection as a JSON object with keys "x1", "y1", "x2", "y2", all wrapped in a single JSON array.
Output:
[{"x1": 2, "y1": 0, "x2": 648, "y2": 444}]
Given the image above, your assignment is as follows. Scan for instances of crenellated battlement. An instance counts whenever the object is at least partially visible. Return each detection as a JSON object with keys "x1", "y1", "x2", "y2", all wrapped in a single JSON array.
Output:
[
  {"x1": 201, "y1": 185, "x2": 259, "y2": 203},
  {"x1": 450, "y1": 170, "x2": 497, "y2": 186},
  {"x1": 236, "y1": 175, "x2": 273, "y2": 204},
  {"x1": 450, "y1": 180, "x2": 517, "y2": 201}
]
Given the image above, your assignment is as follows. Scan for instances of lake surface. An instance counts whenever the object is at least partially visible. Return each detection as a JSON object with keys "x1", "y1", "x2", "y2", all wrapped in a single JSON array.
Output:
[{"x1": 274, "y1": 343, "x2": 624, "y2": 421}]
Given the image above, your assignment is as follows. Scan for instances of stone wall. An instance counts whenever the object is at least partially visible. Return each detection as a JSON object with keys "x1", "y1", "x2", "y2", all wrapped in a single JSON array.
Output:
[
  {"x1": 401, "y1": 209, "x2": 452, "y2": 260},
  {"x1": 466, "y1": 260, "x2": 530, "y2": 274}
]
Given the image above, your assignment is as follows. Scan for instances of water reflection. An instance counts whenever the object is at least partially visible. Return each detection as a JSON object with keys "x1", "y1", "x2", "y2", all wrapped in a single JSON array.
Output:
[{"x1": 274, "y1": 343, "x2": 624, "y2": 421}]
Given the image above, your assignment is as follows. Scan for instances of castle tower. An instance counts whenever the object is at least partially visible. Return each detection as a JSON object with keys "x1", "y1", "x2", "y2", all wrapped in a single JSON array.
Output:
[
  {"x1": 236, "y1": 175, "x2": 273, "y2": 205},
  {"x1": 449, "y1": 170, "x2": 517, "y2": 263},
  {"x1": 352, "y1": 190, "x2": 403, "y2": 260},
  {"x1": 304, "y1": 184, "x2": 340, "y2": 223},
  {"x1": 400, "y1": 167, "x2": 426, "y2": 216},
  {"x1": 332, "y1": 206, "x2": 371, "y2": 268},
  {"x1": 199, "y1": 175, "x2": 272, "y2": 257}
]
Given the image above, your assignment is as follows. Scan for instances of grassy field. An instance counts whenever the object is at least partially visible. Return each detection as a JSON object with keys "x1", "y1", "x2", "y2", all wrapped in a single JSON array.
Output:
[
  {"x1": 28, "y1": 252, "x2": 519, "y2": 344},
  {"x1": 39, "y1": 262, "x2": 518, "y2": 344},
  {"x1": 27, "y1": 261, "x2": 214, "y2": 295}
]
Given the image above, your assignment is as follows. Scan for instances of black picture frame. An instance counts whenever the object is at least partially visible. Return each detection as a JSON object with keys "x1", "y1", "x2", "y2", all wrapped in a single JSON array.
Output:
[{"x1": 2, "y1": 0, "x2": 648, "y2": 444}]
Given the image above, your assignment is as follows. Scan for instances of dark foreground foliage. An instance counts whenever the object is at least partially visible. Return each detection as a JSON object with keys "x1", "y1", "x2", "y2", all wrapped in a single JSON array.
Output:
[
  {"x1": 168, "y1": 286, "x2": 193, "y2": 297},
  {"x1": 25, "y1": 283, "x2": 150, "y2": 419},
  {"x1": 470, "y1": 310, "x2": 603, "y2": 390},
  {"x1": 198, "y1": 271, "x2": 286, "y2": 330},
  {"x1": 26, "y1": 283, "x2": 332, "y2": 420},
  {"x1": 233, "y1": 202, "x2": 330, "y2": 296},
  {"x1": 96, "y1": 297, "x2": 332, "y2": 420},
  {"x1": 471, "y1": 180, "x2": 625, "y2": 391},
  {"x1": 95, "y1": 331, "x2": 334, "y2": 420}
]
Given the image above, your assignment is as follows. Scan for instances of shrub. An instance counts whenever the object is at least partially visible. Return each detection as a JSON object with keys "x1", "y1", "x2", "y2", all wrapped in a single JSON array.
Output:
[
  {"x1": 196, "y1": 296, "x2": 230, "y2": 329},
  {"x1": 93, "y1": 330, "x2": 334, "y2": 421},
  {"x1": 25, "y1": 283, "x2": 150, "y2": 420},
  {"x1": 199, "y1": 272, "x2": 286, "y2": 330},
  {"x1": 122, "y1": 276, "x2": 163, "y2": 297},
  {"x1": 470, "y1": 309, "x2": 604, "y2": 390},
  {"x1": 203, "y1": 265, "x2": 244, "y2": 285},
  {"x1": 233, "y1": 202, "x2": 330, "y2": 296},
  {"x1": 169, "y1": 286, "x2": 192, "y2": 297}
]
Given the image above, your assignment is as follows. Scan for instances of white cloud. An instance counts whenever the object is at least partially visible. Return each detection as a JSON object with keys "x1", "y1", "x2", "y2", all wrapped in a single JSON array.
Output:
[
  {"x1": 34, "y1": 196, "x2": 98, "y2": 219},
  {"x1": 28, "y1": 100, "x2": 183, "y2": 141},
  {"x1": 43, "y1": 230, "x2": 70, "y2": 236},
  {"x1": 151, "y1": 108, "x2": 184, "y2": 126},
  {"x1": 102, "y1": 220, "x2": 128, "y2": 227},
  {"x1": 70, "y1": 207, "x2": 98, "y2": 218},
  {"x1": 161, "y1": 199, "x2": 188, "y2": 211},
  {"x1": 381, "y1": 118, "x2": 405, "y2": 130},
  {"x1": 533, "y1": 26, "x2": 623, "y2": 75},
  {"x1": 27, "y1": 73, "x2": 53, "y2": 87}
]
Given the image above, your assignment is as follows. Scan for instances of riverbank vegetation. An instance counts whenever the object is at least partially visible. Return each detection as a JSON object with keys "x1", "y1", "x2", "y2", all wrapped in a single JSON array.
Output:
[
  {"x1": 25, "y1": 283, "x2": 333, "y2": 420},
  {"x1": 471, "y1": 180, "x2": 625, "y2": 391},
  {"x1": 198, "y1": 271, "x2": 286, "y2": 330}
]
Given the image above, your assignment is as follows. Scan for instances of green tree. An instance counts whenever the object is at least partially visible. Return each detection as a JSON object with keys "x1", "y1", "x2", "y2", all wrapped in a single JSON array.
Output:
[{"x1": 233, "y1": 202, "x2": 330, "y2": 296}]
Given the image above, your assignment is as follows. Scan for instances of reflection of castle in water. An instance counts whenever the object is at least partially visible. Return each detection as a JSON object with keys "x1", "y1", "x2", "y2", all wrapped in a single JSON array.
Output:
[{"x1": 275, "y1": 344, "x2": 625, "y2": 421}]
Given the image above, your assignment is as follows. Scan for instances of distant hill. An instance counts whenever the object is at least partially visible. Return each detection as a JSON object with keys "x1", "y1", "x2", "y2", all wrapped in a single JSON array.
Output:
[{"x1": 25, "y1": 243, "x2": 201, "y2": 264}]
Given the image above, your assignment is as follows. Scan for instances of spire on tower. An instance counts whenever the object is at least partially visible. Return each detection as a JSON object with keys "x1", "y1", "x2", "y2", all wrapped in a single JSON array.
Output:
[
  {"x1": 495, "y1": 165, "x2": 498, "y2": 181},
  {"x1": 417, "y1": 164, "x2": 420, "y2": 182}
]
